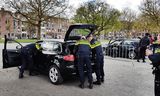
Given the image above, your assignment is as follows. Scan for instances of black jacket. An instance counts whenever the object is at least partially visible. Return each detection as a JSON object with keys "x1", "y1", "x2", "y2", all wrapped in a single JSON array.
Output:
[{"x1": 139, "y1": 36, "x2": 150, "y2": 47}]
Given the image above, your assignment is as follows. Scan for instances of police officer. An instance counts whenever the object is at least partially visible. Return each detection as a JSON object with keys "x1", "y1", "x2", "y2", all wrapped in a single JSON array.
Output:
[
  {"x1": 137, "y1": 33, "x2": 150, "y2": 62},
  {"x1": 147, "y1": 38, "x2": 160, "y2": 96},
  {"x1": 90, "y1": 35, "x2": 104, "y2": 85},
  {"x1": 75, "y1": 36, "x2": 93, "y2": 89},
  {"x1": 19, "y1": 42, "x2": 41, "y2": 78}
]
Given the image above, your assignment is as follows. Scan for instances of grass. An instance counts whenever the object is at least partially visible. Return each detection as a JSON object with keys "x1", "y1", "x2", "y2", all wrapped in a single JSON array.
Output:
[
  {"x1": 0, "y1": 39, "x2": 4, "y2": 43},
  {"x1": 0, "y1": 38, "x2": 109, "y2": 43},
  {"x1": 16, "y1": 39, "x2": 37, "y2": 43},
  {"x1": 0, "y1": 39, "x2": 37, "y2": 43}
]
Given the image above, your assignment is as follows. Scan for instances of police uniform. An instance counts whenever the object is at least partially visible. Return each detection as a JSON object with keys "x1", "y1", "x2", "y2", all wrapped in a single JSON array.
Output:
[
  {"x1": 148, "y1": 40, "x2": 160, "y2": 96},
  {"x1": 91, "y1": 39, "x2": 104, "y2": 84},
  {"x1": 19, "y1": 43, "x2": 41, "y2": 78},
  {"x1": 75, "y1": 39, "x2": 93, "y2": 89}
]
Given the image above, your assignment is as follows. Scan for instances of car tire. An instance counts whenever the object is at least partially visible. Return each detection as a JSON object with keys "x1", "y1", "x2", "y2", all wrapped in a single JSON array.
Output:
[
  {"x1": 49, "y1": 65, "x2": 63, "y2": 85},
  {"x1": 128, "y1": 51, "x2": 136, "y2": 59}
]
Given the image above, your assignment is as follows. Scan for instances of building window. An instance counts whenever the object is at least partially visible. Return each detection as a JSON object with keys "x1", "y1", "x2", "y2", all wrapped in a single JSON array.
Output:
[
  {"x1": 11, "y1": 33, "x2": 14, "y2": 36},
  {"x1": 58, "y1": 29, "x2": 61, "y2": 32},
  {"x1": 5, "y1": 20, "x2": 8, "y2": 24}
]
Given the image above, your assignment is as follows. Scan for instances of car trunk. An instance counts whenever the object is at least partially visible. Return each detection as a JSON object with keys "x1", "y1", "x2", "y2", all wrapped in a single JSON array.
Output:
[
  {"x1": 66, "y1": 41, "x2": 95, "y2": 65},
  {"x1": 63, "y1": 24, "x2": 98, "y2": 72}
]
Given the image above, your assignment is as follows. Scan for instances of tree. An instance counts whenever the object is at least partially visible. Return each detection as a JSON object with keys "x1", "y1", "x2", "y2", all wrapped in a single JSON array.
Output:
[
  {"x1": 73, "y1": 1, "x2": 121, "y2": 36},
  {"x1": 140, "y1": 0, "x2": 160, "y2": 32},
  {"x1": 4, "y1": 0, "x2": 68, "y2": 39},
  {"x1": 120, "y1": 8, "x2": 137, "y2": 37}
]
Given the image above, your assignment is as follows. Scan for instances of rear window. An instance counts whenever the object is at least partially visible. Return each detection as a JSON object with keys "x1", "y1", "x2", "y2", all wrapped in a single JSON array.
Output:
[
  {"x1": 41, "y1": 41, "x2": 61, "y2": 52},
  {"x1": 69, "y1": 29, "x2": 91, "y2": 37},
  {"x1": 123, "y1": 40, "x2": 139, "y2": 46}
]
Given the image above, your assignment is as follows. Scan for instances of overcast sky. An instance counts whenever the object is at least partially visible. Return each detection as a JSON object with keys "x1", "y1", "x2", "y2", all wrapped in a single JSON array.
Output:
[{"x1": 69, "y1": 0, "x2": 143, "y2": 12}]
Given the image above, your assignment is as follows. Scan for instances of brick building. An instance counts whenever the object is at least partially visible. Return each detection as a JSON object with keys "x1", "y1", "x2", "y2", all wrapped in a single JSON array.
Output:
[
  {"x1": 41, "y1": 17, "x2": 70, "y2": 39},
  {"x1": 0, "y1": 8, "x2": 70, "y2": 39},
  {"x1": 0, "y1": 8, "x2": 14, "y2": 38}
]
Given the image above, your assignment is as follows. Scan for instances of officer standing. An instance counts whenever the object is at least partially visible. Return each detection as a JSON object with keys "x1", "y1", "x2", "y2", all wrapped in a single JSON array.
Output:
[
  {"x1": 137, "y1": 33, "x2": 150, "y2": 62},
  {"x1": 147, "y1": 38, "x2": 160, "y2": 96},
  {"x1": 19, "y1": 43, "x2": 41, "y2": 78},
  {"x1": 90, "y1": 35, "x2": 104, "y2": 85},
  {"x1": 75, "y1": 36, "x2": 93, "y2": 89}
]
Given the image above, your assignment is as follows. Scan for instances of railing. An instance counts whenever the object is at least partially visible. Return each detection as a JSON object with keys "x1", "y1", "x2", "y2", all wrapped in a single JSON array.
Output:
[{"x1": 103, "y1": 44, "x2": 137, "y2": 59}]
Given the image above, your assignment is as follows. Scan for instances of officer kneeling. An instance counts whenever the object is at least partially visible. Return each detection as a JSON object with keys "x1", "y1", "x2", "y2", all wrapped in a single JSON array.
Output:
[{"x1": 19, "y1": 43, "x2": 42, "y2": 78}]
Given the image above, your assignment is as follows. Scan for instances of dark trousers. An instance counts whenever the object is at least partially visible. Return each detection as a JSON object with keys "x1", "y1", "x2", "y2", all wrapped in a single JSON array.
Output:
[
  {"x1": 95, "y1": 55, "x2": 104, "y2": 81},
  {"x1": 77, "y1": 55, "x2": 93, "y2": 84},
  {"x1": 155, "y1": 69, "x2": 160, "y2": 96},
  {"x1": 137, "y1": 46, "x2": 147, "y2": 61},
  {"x1": 20, "y1": 51, "x2": 34, "y2": 74}
]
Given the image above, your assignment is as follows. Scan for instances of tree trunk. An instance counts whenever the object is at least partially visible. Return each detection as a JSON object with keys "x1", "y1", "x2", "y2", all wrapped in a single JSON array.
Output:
[{"x1": 37, "y1": 21, "x2": 41, "y2": 40}]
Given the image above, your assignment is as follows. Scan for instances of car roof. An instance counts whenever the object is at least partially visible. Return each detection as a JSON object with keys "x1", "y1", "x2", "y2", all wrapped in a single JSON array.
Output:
[{"x1": 124, "y1": 39, "x2": 140, "y2": 42}]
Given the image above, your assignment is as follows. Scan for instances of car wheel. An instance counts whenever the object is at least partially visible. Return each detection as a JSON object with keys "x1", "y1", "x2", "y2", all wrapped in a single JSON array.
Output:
[
  {"x1": 128, "y1": 51, "x2": 136, "y2": 59},
  {"x1": 49, "y1": 65, "x2": 63, "y2": 85}
]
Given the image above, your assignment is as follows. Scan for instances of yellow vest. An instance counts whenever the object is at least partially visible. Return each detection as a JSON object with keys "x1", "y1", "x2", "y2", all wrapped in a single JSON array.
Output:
[
  {"x1": 35, "y1": 43, "x2": 42, "y2": 50},
  {"x1": 153, "y1": 41, "x2": 160, "y2": 53}
]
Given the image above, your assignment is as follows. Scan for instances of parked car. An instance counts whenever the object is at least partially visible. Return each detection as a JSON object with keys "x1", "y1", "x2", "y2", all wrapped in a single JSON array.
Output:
[
  {"x1": 105, "y1": 39, "x2": 140, "y2": 59},
  {"x1": 2, "y1": 24, "x2": 97, "y2": 85},
  {"x1": 101, "y1": 43, "x2": 108, "y2": 54}
]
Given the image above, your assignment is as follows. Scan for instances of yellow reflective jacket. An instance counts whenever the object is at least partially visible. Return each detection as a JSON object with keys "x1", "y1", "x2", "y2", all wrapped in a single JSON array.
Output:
[{"x1": 153, "y1": 40, "x2": 160, "y2": 53}]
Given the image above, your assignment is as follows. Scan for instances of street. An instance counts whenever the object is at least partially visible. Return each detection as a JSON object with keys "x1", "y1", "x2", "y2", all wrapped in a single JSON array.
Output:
[{"x1": 0, "y1": 43, "x2": 154, "y2": 96}]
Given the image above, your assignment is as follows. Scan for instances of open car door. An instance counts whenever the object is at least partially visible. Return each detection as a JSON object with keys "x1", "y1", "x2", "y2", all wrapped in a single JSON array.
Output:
[{"x1": 3, "y1": 35, "x2": 23, "y2": 68}]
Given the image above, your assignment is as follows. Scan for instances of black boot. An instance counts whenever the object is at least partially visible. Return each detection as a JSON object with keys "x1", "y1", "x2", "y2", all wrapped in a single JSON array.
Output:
[
  {"x1": 143, "y1": 60, "x2": 146, "y2": 63},
  {"x1": 88, "y1": 83, "x2": 93, "y2": 89},
  {"x1": 19, "y1": 73, "x2": 24, "y2": 79},
  {"x1": 101, "y1": 77, "x2": 104, "y2": 82},
  {"x1": 79, "y1": 83, "x2": 84, "y2": 89},
  {"x1": 93, "y1": 81, "x2": 101, "y2": 85}
]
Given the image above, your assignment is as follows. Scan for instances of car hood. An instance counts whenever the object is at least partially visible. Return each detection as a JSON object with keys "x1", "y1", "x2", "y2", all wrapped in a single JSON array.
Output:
[{"x1": 64, "y1": 24, "x2": 97, "y2": 41}]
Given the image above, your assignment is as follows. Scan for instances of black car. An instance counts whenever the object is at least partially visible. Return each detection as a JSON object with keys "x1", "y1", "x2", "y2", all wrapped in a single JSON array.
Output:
[
  {"x1": 105, "y1": 39, "x2": 140, "y2": 59},
  {"x1": 101, "y1": 43, "x2": 108, "y2": 54},
  {"x1": 2, "y1": 24, "x2": 97, "y2": 84}
]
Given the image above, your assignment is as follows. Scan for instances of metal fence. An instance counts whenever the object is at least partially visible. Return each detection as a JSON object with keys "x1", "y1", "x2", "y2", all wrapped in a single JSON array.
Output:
[{"x1": 103, "y1": 44, "x2": 137, "y2": 60}]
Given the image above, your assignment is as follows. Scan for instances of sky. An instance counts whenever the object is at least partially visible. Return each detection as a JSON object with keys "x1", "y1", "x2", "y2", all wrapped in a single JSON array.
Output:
[{"x1": 69, "y1": 0, "x2": 143, "y2": 12}]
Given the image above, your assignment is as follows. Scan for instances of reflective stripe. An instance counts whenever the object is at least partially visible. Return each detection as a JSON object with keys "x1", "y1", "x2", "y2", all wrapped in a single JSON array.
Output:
[
  {"x1": 91, "y1": 41, "x2": 101, "y2": 49},
  {"x1": 35, "y1": 43, "x2": 41, "y2": 50},
  {"x1": 153, "y1": 40, "x2": 160, "y2": 53},
  {"x1": 75, "y1": 40, "x2": 91, "y2": 47},
  {"x1": 153, "y1": 41, "x2": 159, "y2": 44},
  {"x1": 155, "y1": 49, "x2": 160, "y2": 53}
]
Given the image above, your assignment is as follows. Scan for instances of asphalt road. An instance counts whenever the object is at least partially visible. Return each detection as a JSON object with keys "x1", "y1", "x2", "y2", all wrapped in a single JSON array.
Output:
[{"x1": 0, "y1": 43, "x2": 154, "y2": 96}]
